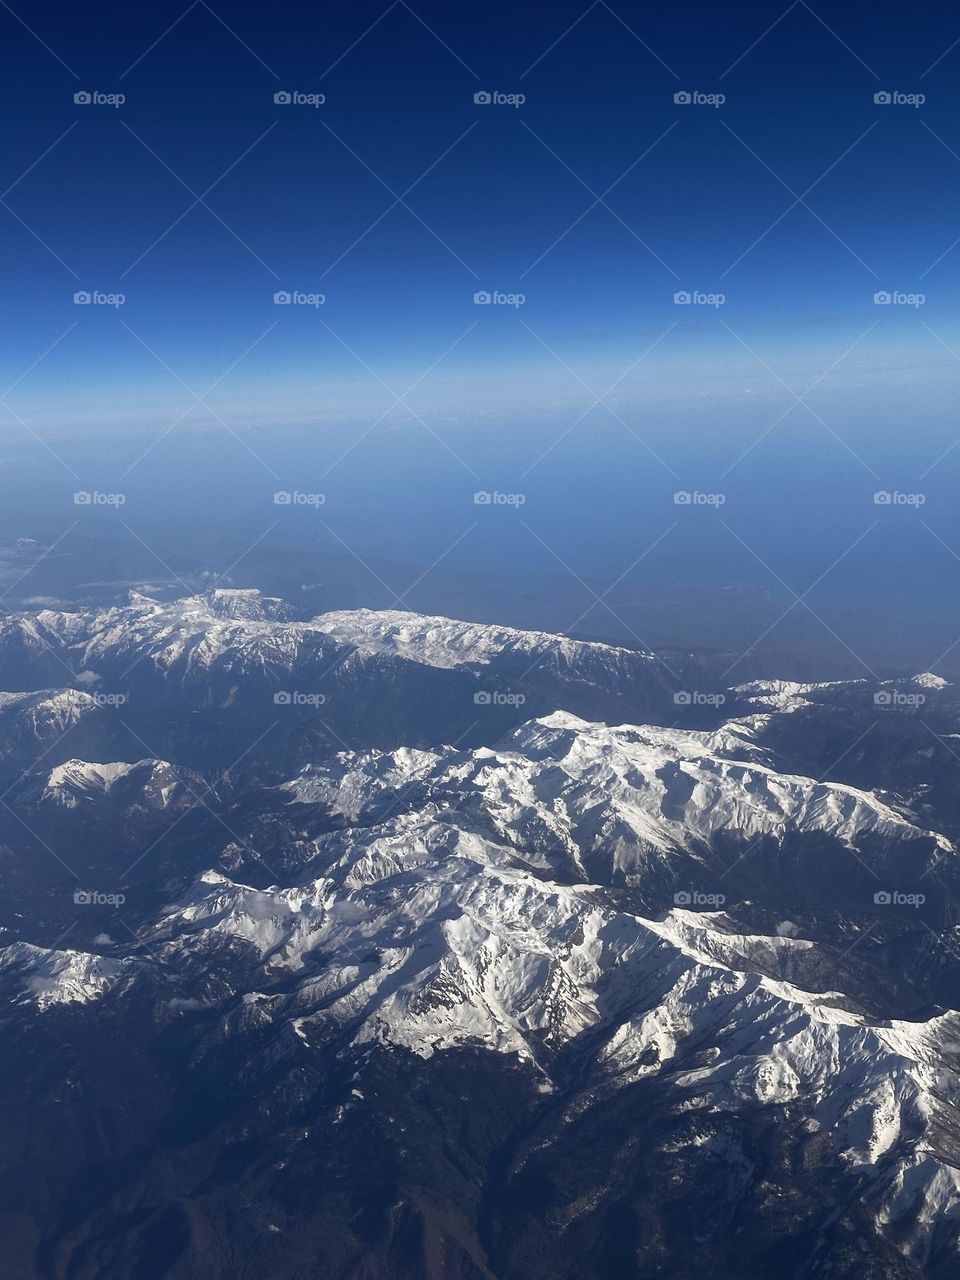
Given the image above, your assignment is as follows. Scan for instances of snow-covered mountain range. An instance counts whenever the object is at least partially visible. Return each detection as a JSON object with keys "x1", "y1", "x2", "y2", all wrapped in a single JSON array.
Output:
[{"x1": 0, "y1": 590, "x2": 958, "y2": 1279}]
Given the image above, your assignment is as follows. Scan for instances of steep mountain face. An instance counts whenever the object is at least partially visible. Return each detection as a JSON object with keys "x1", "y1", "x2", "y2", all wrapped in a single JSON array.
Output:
[
  {"x1": 39, "y1": 758, "x2": 212, "y2": 819},
  {"x1": 0, "y1": 687, "x2": 101, "y2": 756},
  {"x1": 285, "y1": 712, "x2": 950, "y2": 887},
  {"x1": 0, "y1": 591, "x2": 958, "y2": 1279},
  {"x1": 721, "y1": 675, "x2": 960, "y2": 841},
  {"x1": 313, "y1": 607, "x2": 676, "y2": 717}
]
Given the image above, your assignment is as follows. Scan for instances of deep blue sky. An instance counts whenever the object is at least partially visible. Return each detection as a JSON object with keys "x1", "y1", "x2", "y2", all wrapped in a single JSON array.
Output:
[
  {"x1": 2, "y1": 0, "x2": 959, "y2": 427},
  {"x1": 4, "y1": 2, "x2": 960, "y2": 638}
]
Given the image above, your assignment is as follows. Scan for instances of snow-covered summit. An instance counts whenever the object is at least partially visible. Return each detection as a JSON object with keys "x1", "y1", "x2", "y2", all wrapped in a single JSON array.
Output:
[
  {"x1": 313, "y1": 606, "x2": 658, "y2": 671},
  {"x1": 288, "y1": 710, "x2": 949, "y2": 880}
]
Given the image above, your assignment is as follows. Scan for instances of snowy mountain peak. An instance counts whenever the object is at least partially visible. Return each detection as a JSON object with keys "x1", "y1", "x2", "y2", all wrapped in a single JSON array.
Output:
[
  {"x1": 204, "y1": 587, "x2": 299, "y2": 621},
  {"x1": 312, "y1": 606, "x2": 659, "y2": 670}
]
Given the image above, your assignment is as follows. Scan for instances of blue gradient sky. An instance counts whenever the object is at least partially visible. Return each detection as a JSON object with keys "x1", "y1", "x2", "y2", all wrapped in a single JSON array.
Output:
[
  {"x1": 2, "y1": 0, "x2": 960, "y2": 430},
  {"x1": 4, "y1": 1, "x2": 960, "y2": 641}
]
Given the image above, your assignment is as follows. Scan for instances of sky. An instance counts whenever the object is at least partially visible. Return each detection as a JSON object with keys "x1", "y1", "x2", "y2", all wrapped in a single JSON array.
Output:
[
  {"x1": 1, "y1": 0, "x2": 959, "y2": 427},
  {"x1": 2, "y1": 1, "x2": 960, "y2": 635}
]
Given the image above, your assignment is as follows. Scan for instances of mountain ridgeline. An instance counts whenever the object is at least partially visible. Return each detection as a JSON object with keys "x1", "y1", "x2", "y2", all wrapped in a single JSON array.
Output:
[{"x1": 0, "y1": 589, "x2": 958, "y2": 1279}]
